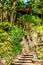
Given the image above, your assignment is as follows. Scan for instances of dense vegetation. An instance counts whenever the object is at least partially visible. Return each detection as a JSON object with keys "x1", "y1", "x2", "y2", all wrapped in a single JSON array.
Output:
[
  {"x1": 0, "y1": 22, "x2": 24, "y2": 65},
  {"x1": 0, "y1": 0, "x2": 43, "y2": 65}
]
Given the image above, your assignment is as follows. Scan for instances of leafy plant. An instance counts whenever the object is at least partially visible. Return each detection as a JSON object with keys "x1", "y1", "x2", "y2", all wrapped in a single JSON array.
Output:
[
  {"x1": 17, "y1": 14, "x2": 41, "y2": 30},
  {"x1": 0, "y1": 22, "x2": 12, "y2": 32},
  {"x1": 36, "y1": 46, "x2": 42, "y2": 51},
  {"x1": 37, "y1": 53, "x2": 43, "y2": 59},
  {"x1": 36, "y1": 46, "x2": 43, "y2": 60},
  {"x1": 31, "y1": 25, "x2": 43, "y2": 33},
  {"x1": 0, "y1": 22, "x2": 24, "y2": 65},
  {"x1": 27, "y1": 14, "x2": 41, "y2": 25}
]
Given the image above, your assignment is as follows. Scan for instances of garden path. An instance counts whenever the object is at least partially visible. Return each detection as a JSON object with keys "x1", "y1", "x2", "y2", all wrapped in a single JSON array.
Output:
[{"x1": 11, "y1": 35, "x2": 41, "y2": 65}]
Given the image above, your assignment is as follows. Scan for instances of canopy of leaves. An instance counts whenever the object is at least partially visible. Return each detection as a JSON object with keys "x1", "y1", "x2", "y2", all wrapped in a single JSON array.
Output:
[{"x1": 17, "y1": 14, "x2": 41, "y2": 26}]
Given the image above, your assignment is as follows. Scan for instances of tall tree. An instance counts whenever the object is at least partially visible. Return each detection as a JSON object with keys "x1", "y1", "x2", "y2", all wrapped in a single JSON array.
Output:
[{"x1": 0, "y1": 0, "x2": 6, "y2": 22}]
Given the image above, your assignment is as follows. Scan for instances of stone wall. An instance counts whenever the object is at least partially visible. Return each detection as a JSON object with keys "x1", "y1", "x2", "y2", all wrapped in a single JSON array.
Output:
[{"x1": 21, "y1": 31, "x2": 43, "y2": 54}]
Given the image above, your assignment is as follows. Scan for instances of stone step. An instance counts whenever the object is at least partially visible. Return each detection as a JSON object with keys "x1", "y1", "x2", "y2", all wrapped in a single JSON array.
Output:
[
  {"x1": 22, "y1": 55, "x2": 33, "y2": 57},
  {"x1": 23, "y1": 54, "x2": 33, "y2": 56},
  {"x1": 21, "y1": 56, "x2": 33, "y2": 58},
  {"x1": 23, "y1": 55, "x2": 33, "y2": 57},
  {"x1": 11, "y1": 53, "x2": 33, "y2": 65},
  {"x1": 11, "y1": 63, "x2": 35, "y2": 65},
  {"x1": 11, "y1": 63, "x2": 22, "y2": 65},
  {"x1": 15, "y1": 60, "x2": 32, "y2": 63},
  {"x1": 18, "y1": 58, "x2": 32, "y2": 60}
]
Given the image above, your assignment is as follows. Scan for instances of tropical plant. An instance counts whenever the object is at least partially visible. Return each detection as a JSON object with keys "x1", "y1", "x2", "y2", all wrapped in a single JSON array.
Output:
[
  {"x1": 17, "y1": 14, "x2": 41, "y2": 30},
  {"x1": 0, "y1": 22, "x2": 24, "y2": 65}
]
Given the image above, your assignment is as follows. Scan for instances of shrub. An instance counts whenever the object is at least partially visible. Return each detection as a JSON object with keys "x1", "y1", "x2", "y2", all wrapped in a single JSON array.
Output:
[
  {"x1": 31, "y1": 25, "x2": 43, "y2": 33},
  {"x1": 0, "y1": 22, "x2": 24, "y2": 65},
  {"x1": 27, "y1": 14, "x2": 41, "y2": 25},
  {"x1": 36, "y1": 46, "x2": 43, "y2": 60},
  {"x1": 17, "y1": 14, "x2": 41, "y2": 30},
  {"x1": 0, "y1": 22, "x2": 12, "y2": 32},
  {"x1": 38, "y1": 53, "x2": 43, "y2": 59},
  {"x1": 17, "y1": 14, "x2": 41, "y2": 25}
]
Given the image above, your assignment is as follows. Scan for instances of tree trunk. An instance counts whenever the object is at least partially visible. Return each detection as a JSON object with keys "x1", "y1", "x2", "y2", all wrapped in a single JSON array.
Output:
[
  {"x1": 41, "y1": 9, "x2": 43, "y2": 25},
  {"x1": 10, "y1": 11, "x2": 14, "y2": 24},
  {"x1": 0, "y1": 6, "x2": 3, "y2": 22},
  {"x1": 41, "y1": 14, "x2": 43, "y2": 25},
  {"x1": 13, "y1": 12, "x2": 17, "y2": 24},
  {"x1": 7, "y1": 9, "x2": 11, "y2": 22},
  {"x1": 41, "y1": 11, "x2": 43, "y2": 25}
]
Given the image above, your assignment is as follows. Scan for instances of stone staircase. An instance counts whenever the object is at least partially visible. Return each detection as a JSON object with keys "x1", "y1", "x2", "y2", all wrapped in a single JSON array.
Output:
[
  {"x1": 10, "y1": 33, "x2": 42, "y2": 65},
  {"x1": 11, "y1": 32, "x2": 43, "y2": 65},
  {"x1": 10, "y1": 35, "x2": 36, "y2": 65},
  {"x1": 11, "y1": 53, "x2": 33, "y2": 65}
]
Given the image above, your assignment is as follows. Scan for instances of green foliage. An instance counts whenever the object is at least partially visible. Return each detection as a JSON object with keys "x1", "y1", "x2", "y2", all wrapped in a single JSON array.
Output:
[
  {"x1": 0, "y1": 29, "x2": 12, "y2": 65},
  {"x1": 27, "y1": 14, "x2": 41, "y2": 25},
  {"x1": 0, "y1": 29, "x2": 10, "y2": 42},
  {"x1": 0, "y1": 22, "x2": 12, "y2": 32},
  {"x1": 0, "y1": 22, "x2": 24, "y2": 65},
  {"x1": 37, "y1": 53, "x2": 43, "y2": 59},
  {"x1": 17, "y1": 15, "x2": 27, "y2": 24},
  {"x1": 36, "y1": 46, "x2": 42, "y2": 51},
  {"x1": 31, "y1": 25, "x2": 43, "y2": 33},
  {"x1": 36, "y1": 46, "x2": 43, "y2": 59},
  {"x1": 17, "y1": 14, "x2": 41, "y2": 29},
  {"x1": 17, "y1": 1, "x2": 26, "y2": 10}
]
